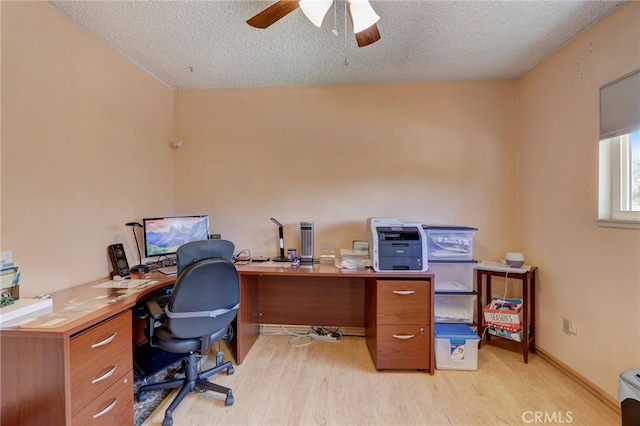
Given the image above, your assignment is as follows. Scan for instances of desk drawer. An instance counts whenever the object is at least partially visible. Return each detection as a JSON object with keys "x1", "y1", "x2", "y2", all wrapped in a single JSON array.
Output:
[
  {"x1": 71, "y1": 345, "x2": 132, "y2": 414},
  {"x1": 376, "y1": 280, "x2": 430, "y2": 325},
  {"x1": 70, "y1": 311, "x2": 132, "y2": 378},
  {"x1": 372, "y1": 325, "x2": 430, "y2": 370},
  {"x1": 72, "y1": 369, "x2": 133, "y2": 425}
]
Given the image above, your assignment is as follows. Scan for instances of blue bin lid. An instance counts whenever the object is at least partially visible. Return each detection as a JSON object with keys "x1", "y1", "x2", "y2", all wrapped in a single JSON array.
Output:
[{"x1": 435, "y1": 324, "x2": 480, "y2": 340}]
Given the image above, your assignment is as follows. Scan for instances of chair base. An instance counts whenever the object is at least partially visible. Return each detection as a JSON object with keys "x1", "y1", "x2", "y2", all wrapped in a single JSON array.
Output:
[{"x1": 137, "y1": 352, "x2": 234, "y2": 426}]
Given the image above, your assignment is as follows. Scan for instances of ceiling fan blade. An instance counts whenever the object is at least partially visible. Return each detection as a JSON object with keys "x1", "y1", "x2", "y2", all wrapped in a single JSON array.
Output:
[
  {"x1": 355, "y1": 24, "x2": 381, "y2": 47},
  {"x1": 246, "y1": 0, "x2": 300, "y2": 29}
]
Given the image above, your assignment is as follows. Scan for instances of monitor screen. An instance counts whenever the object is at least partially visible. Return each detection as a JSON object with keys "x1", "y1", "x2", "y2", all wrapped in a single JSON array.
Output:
[{"x1": 143, "y1": 215, "x2": 210, "y2": 258}]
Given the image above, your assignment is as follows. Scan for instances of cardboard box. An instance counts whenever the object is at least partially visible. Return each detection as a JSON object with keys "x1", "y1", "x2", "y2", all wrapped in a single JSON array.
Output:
[
  {"x1": 487, "y1": 327, "x2": 523, "y2": 342},
  {"x1": 483, "y1": 298, "x2": 523, "y2": 327},
  {"x1": 485, "y1": 320, "x2": 522, "y2": 333}
]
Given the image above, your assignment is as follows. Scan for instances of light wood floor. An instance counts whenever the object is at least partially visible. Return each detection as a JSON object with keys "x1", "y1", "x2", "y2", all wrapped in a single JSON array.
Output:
[{"x1": 143, "y1": 334, "x2": 619, "y2": 425}]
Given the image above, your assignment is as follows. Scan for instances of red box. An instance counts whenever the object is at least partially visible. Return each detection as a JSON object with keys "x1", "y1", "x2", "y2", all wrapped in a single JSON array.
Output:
[{"x1": 483, "y1": 298, "x2": 523, "y2": 328}]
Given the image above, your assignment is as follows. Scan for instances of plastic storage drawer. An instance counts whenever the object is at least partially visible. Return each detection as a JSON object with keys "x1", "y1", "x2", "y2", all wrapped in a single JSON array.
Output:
[
  {"x1": 423, "y1": 226, "x2": 477, "y2": 261},
  {"x1": 434, "y1": 294, "x2": 475, "y2": 323},
  {"x1": 430, "y1": 262, "x2": 476, "y2": 292}
]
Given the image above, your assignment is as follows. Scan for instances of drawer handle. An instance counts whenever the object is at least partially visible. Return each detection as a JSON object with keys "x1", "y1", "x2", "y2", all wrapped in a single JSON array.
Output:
[
  {"x1": 392, "y1": 290, "x2": 415, "y2": 296},
  {"x1": 92, "y1": 397, "x2": 118, "y2": 419},
  {"x1": 92, "y1": 364, "x2": 117, "y2": 384},
  {"x1": 91, "y1": 332, "x2": 117, "y2": 349},
  {"x1": 392, "y1": 334, "x2": 415, "y2": 340}
]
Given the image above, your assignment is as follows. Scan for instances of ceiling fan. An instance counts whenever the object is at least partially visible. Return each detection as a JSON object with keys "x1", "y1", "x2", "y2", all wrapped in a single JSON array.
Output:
[{"x1": 247, "y1": 0, "x2": 381, "y2": 47}]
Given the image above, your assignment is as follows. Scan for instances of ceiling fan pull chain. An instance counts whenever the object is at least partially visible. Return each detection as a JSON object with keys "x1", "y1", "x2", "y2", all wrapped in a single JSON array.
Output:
[
  {"x1": 343, "y1": 0, "x2": 349, "y2": 66},
  {"x1": 332, "y1": 0, "x2": 339, "y2": 36}
]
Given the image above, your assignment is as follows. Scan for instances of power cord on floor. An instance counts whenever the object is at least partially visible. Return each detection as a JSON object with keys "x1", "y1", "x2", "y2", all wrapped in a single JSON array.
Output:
[{"x1": 260, "y1": 324, "x2": 343, "y2": 347}]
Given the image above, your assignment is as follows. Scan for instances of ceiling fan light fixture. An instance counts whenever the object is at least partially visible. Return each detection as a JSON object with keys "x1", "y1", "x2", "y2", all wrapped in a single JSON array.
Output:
[
  {"x1": 299, "y1": 0, "x2": 333, "y2": 28},
  {"x1": 348, "y1": 0, "x2": 380, "y2": 34}
]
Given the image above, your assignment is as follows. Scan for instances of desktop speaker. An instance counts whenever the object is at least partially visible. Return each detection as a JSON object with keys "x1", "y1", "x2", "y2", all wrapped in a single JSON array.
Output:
[
  {"x1": 108, "y1": 243, "x2": 131, "y2": 277},
  {"x1": 300, "y1": 221, "x2": 314, "y2": 263}
]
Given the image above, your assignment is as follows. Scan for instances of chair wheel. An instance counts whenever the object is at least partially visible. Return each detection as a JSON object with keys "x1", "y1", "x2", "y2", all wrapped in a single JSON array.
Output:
[
  {"x1": 162, "y1": 417, "x2": 173, "y2": 426},
  {"x1": 137, "y1": 392, "x2": 147, "y2": 402},
  {"x1": 225, "y1": 395, "x2": 234, "y2": 406},
  {"x1": 227, "y1": 366, "x2": 235, "y2": 375}
]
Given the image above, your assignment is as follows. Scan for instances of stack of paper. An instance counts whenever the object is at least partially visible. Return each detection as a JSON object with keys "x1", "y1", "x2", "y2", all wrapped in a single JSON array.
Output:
[
  {"x1": 338, "y1": 249, "x2": 370, "y2": 269},
  {"x1": 0, "y1": 298, "x2": 53, "y2": 328}
]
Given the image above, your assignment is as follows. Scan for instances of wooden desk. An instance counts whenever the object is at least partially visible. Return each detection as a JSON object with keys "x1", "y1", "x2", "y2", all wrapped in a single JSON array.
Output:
[
  {"x1": 0, "y1": 272, "x2": 175, "y2": 426},
  {"x1": 1, "y1": 265, "x2": 434, "y2": 425},
  {"x1": 232, "y1": 265, "x2": 435, "y2": 373},
  {"x1": 476, "y1": 265, "x2": 538, "y2": 363}
]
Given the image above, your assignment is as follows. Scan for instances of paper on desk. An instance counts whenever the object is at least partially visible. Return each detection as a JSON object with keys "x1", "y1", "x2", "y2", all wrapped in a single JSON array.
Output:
[
  {"x1": 91, "y1": 279, "x2": 150, "y2": 289},
  {"x1": 249, "y1": 261, "x2": 293, "y2": 267}
]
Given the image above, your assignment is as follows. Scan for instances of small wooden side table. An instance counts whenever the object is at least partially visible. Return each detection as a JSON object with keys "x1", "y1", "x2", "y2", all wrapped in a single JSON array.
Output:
[{"x1": 476, "y1": 263, "x2": 538, "y2": 363}]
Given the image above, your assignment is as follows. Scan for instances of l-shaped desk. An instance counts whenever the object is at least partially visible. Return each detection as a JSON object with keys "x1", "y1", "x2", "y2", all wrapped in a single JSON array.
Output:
[{"x1": 1, "y1": 264, "x2": 434, "y2": 425}]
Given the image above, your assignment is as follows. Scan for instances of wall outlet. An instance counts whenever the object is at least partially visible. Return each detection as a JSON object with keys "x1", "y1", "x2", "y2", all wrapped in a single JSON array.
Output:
[{"x1": 563, "y1": 318, "x2": 578, "y2": 335}]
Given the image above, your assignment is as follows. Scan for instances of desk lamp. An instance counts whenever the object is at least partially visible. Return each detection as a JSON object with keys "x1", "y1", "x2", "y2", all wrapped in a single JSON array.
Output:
[
  {"x1": 125, "y1": 222, "x2": 148, "y2": 272},
  {"x1": 270, "y1": 218, "x2": 288, "y2": 262}
]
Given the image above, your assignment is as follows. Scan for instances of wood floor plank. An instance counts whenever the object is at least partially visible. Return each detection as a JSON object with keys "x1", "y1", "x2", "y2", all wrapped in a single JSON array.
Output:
[{"x1": 143, "y1": 335, "x2": 620, "y2": 425}]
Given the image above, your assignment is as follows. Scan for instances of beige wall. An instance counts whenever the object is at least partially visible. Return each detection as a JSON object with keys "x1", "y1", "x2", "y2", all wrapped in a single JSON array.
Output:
[
  {"x1": 1, "y1": 1, "x2": 174, "y2": 294},
  {"x1": 173, "y1": 82, "x2": 517, "y2": 259},
  {"x1": 517, "y1": 2, "x2": 640, "y2": 400},
  {"x1": 1, "y1": 0, "x2": 638, "y2": 404}
]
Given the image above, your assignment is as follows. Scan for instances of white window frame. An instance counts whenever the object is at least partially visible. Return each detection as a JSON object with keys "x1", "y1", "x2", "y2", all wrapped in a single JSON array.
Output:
[
  {"x1": 597, "y1": 69, "x2": 640, "y2": 230},
  {"x1": 598, "y1": 133, "x2": 640, "y2": 229}
]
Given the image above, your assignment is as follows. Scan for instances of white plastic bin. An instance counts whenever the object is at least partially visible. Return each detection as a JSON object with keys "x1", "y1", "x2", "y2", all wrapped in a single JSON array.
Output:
[
  {"x1": 423, "y1": 226, "x2": 477, "y2": 261},
  {"x1": 620, "y1": 369, "x2": 640, "y2": 426},
  {"x1": 434, "y1": 294, "x2": 475, "y2": 323},
  {"x1": 430, "y1": 262, "x2": 476, "y2": 292},
  {"x1": 434, "y1": 324, "x2": 480, "y2": 370}
]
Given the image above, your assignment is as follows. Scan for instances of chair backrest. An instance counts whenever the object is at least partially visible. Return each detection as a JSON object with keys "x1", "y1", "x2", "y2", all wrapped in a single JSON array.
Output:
[
  {"x1": 177, "y1": 239, "x2": 235, "y2": 275},
  {"x1": 166, "y1": 257, "x2": 239, "y2": 340}
]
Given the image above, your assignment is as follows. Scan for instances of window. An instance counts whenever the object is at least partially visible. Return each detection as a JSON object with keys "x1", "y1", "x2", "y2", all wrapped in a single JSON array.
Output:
[{"x1": 598, "y1": 70, "x2": 640, "y2": 229}]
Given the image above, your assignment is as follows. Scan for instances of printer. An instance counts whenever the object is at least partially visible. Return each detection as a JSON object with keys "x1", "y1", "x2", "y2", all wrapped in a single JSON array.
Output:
[{"x1": 367, "y1": 218, "x2": 428, "y2": 272}]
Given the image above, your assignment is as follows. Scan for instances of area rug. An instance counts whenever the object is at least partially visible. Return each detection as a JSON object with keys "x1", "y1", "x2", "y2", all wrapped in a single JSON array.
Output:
[{"x1": 133, "y1": 360, "x2": 184, "y2": 426}]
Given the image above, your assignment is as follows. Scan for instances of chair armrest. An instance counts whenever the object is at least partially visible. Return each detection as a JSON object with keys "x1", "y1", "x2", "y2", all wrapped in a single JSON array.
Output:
[
  {"x1": 139, "y1": 299, "x2": 165, "y2": 348},
  {"x1": 144, "y1": 299, "x2": 164, "y2": 320}
]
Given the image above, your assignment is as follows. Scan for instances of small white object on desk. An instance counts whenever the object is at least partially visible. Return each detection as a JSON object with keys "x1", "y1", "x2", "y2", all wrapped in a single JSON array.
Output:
[{"x1": 0, "y1": 298, "x2": 53, "y2": 328}]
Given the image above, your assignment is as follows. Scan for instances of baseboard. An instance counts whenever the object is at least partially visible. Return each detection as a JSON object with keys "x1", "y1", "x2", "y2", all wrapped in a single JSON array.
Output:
[{"x1": 535, "y1": 346, "x2": 621, "y2": 416}]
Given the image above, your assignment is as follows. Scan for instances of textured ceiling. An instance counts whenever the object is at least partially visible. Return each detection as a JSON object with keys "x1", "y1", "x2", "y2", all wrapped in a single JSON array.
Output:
[{"x1": 48, "y1": 0, "x2": 626, "y2": 89}]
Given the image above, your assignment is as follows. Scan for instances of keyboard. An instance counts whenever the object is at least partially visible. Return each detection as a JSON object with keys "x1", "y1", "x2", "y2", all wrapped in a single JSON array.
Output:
[{"x1": 157, "y1": 265, "x2": 177, "y2": 275}]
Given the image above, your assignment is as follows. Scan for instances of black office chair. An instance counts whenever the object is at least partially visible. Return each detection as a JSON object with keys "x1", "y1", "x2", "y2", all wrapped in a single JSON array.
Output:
[
  {"x1": 177, "y1": 239, "x2": 235, "y2": 274},
  {"x1": 137, "y1": 257, "x2": 239, "y2": 426}
]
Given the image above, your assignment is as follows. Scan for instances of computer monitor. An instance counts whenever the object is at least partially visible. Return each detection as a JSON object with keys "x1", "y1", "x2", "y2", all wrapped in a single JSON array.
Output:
[{"x1": 143, "y1": 215, "x2": 210, "y2": 258}]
